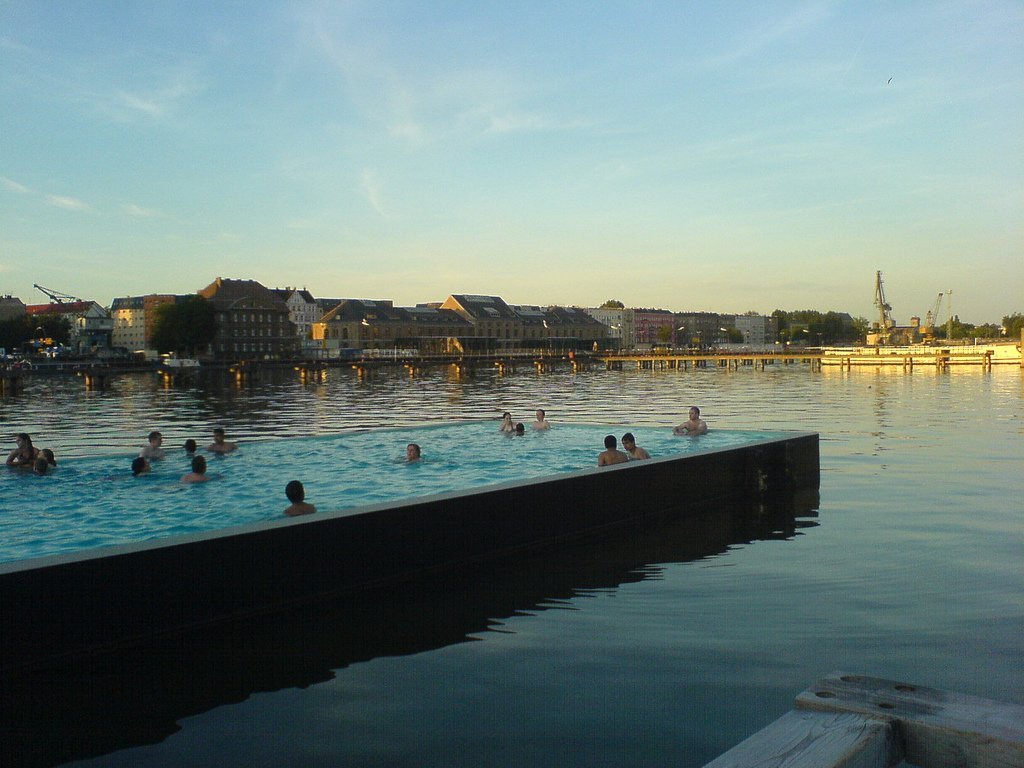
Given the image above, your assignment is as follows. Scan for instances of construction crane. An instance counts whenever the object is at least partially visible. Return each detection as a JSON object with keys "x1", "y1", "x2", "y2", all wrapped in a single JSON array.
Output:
[
  {"x1": 922, "y1": 292, "x2": 944, "y2": 340},
  {"x1": 33, "y1": 284, "x2": 81, "y2": 304},
  {"x1": 872, "y1": 271, "x2": 895, "y2": 344}
]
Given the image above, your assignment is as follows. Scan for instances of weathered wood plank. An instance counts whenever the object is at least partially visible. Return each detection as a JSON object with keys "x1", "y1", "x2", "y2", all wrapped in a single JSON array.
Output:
[
  {"x1": 702, "y1": 709, "x2": 899, "y2": 768},
  {"x1": 795, "y1": 672, "x2": 1024, "y2": 768}
]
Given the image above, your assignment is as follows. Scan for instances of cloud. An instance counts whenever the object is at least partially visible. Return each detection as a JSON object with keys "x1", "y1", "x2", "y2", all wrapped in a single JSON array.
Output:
[
  {"x1": 46, "y1": 195, "x2": 93, "y2": 212},
  {"x1": 361, "y1": 168, "x2": 384, "y2": 214},
  {"x1": 1, "y1": 177, "x2": 32, "y2": 194},
  {"x1": 122, "y1": 203, "x2": 162, "y2": 218},
  {"x1": 703, "y1": 2, "x2": 835, "y2": 68}
]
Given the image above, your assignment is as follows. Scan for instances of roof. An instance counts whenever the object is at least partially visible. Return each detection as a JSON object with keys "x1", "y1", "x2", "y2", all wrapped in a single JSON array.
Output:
[
  {"x1": 441, "y1": 294, "x2": 519, "y2": 320},
  {"x1": 25, "y1": 301, "x2": 99, "y2": 316},
  {"x1": 197, "y1": 278, "x2": 289, "y2": 312}
]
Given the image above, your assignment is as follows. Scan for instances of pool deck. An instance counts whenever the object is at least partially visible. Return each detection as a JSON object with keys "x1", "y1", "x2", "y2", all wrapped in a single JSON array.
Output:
[{"x1": 0, "y1": 431, "x2": 818, "y2": 674}]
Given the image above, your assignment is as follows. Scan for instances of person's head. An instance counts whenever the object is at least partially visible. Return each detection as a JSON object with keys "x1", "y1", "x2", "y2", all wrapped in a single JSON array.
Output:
[
  {"x1": 131, "y1": 456, "x2": 150, "y2": 476},
  {"x1": 14, "y1": 433, "x2": 32, "y2": 451},
  {"x1": 536, "y1": 409, "x2": 545, "y2": 420},
  {"x1": 604, "y1": 435, "x2": 617, "y2": 449},
  {"x1": 41, "y1": 448, "x2": 56, "y2": 466},
  {"x1": 32, "y1": 456, "x2": 48, "y2": 475},
  {"x1": 184, "y1": 439, "x2": 197, "y2": 453},
  {"x1": 212, "y1": 427, "x2": 226, "y2": 444},
  {"x1": 515, "y1": 422, "x2": 525, "y2": 434},
  {"x1": 406, "y1": 443, "x2": 421, "y2": 461},
  {"x1": 621, "y1": 433, "x2": 636, "y2": 450},
  {"x1": 285, "y1": 480, "x2": 305, "y2": 503},
  {"x1": 147, "y1": 430, "x2": 163, "y2": 446},
  {"x1": 689, "y1": 406, "x2": 701, "y2": 419},
  {"x1": 502, "y1": 412, "x2": 512, "y2": 422},
  {"x1": 191, "y1": 455, "x2": 207, "y2": 475}
]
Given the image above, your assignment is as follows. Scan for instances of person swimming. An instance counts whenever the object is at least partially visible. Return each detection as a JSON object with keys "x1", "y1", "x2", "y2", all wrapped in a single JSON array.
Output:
[
  {"x1": 181, "y1": 455, "x2": 210, "y2": 483},
  {"x1": 6, "y1": 433, "x2": 38, "y2": 467},
  {"x1": 140, "y1": 430, "x2": 166, "y2": 460},
  {"x1": 406, "y1": 443, "x2": 422, "y2": 462},
  {"x1": 284, "y1": 480, "x2": 317, "y2": 517},
  {"x1": 131, "y1": 456, "x2": 151, "y2": 476},
  {"x1": 184, "y1": 439, "x2": 197, "y2": 454},
  {"x1": 499, "y1": 412, "x2": 515, "y2": 433},
  {"x1": 32, "y1": 456, "x2": 49, "y2": 475}
]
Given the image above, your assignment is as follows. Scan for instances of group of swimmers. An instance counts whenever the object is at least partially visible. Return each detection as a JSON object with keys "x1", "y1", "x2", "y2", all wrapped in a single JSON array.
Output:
[
  {"x1": 500, "y1": 409, "x2": 552, "y2": 435},
  {"x1": 130, "y1": 428, "x2": 238, "y2": 483}
]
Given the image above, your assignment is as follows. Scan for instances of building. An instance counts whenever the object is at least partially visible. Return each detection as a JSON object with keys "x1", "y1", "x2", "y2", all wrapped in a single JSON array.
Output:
[
  {"x1": 272, "y1": 288, "x2": 319, "y2": 340},
  {"x1": 583, "y1": 307, "x2": 635, "y2": 349},
  {"x1": 511, "y1": 305, "x2": 609, "y2": 350},
  {"x1": 25, "y1": 301, "x2": 113, "y2": 354},
  {"x1": 439, "y1": 295, "x2": 524, "y2": 349},
  {"x1": 675, "y1": 312, "x2": 726, "y2": 348},
  {"x1": 197, "y1": 278, "x2": 299, "y2": 360},
  {"x1": 633, "y1": 309, "x2": 676, "y2": 346},
  {"x1": 732, "y1": 314, "x2": 779, "y2": 346},
  {"x1": 0, "y1": 295, "x2": 26, "y2": 321},
  {"x1": 110, "y1": 294, "x2": 177, "y2": 352},
  {"x1": 312, "y1": 299, "x2": 470, "y2": 355}
]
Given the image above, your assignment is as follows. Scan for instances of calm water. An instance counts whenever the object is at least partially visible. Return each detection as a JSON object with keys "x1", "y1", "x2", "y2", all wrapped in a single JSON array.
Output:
[{"x1": 1, "y1": 363, "x2": 1022, "y2": 767}]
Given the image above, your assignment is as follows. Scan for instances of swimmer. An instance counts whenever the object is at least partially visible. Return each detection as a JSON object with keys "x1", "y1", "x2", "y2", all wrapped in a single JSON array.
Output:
[
  {"x1": 598, "y1": 435, "x2": 629, "y2": 466},
  {"x1": 673, "y1": 407, "x2": 708, "y2": 436},
  {"x1": 6, "y1": 433, "x2": 38, "y2": 467},
  {"x1": 284, "y1": 480, "x2": 317, "y2": 517},
  {"x1": 131, "y1": 456, "x2": 151, "y2": 476},
  {"x1": 184, "y1": 439, "x2": 197, "y2": 454},
  {"x1": 406, "y1": 443, "x2": 422, "y2": 462},
  {"x1": 140, "y1": 430, "x2": 166, "y2": 460},
  {"x1": 181, "y1": 455, "x2": 210, "y2": 483},
  {"x1": 515, "y1": 422, "x2": 525, "y2": 435},
  {"x1": 499, "y1": 412, "x2": 515, "y2": 433},
  {"x1": 621, "y1": 433, "x2": 651, "y2": 460},
  {"x1": 41, "y1": 448, "x2": 57, "y2": 467},
  {"x1": 207, "y1": 427, "x2": 238, "y2": 454},
  {"x1": 532, "y1": 409, "x2": 551, "y2": 430},
  {"x1": 32, "y1": 456, "x2": 49, "y2": 475}
]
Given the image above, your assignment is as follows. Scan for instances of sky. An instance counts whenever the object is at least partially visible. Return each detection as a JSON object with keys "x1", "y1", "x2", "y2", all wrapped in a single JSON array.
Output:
[{"x1": 1, "y1": 1, "x2": 1021, "y2": 325}]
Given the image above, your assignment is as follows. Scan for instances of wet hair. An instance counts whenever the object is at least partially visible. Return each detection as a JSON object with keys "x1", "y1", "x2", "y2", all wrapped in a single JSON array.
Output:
[
  {"x1": 33, "y1": 457, "x2": 48, "y2": 475},
  {"x1": 407, "y1": 443, "x2": 421, "y2": 459},
  {"x1": 191, "y1": 455, "x2": 207, "y2": 474},
  {"x1": 148, "y1": 430, "x2": 162, "y2": 442},
  {"x1": 537, "y1": 409, "x2": 545, "y2": 418},
  {"x1": 213, "y1": 427, "x2": 225, "y2": 436},
  {"x1": 621, "y1": 432, "x2": 635, "y2": 445},
  {"x1": 690, "y1": 406, "x2": 701, "y2": 416},
  {"x1": 515, "y1": 423, "x2": 525, "y2": 434},
  {"x1": 285, "y1": 480, "x2": 305, "y2": 503},
  {"x1": 131, "y1": 456, "x2": 148, "y2": 476},
  {"x1": 41, "y1": 448, "x2": 56, "y2": 466},
  {"x1": 15, "y1": 433, "x2": 32, "y2": 450},
  {"x1": 604, "y1": 435, "x2": 617, "y2": 449},
  {"x1": 184, "y1": 439, "x2": 197, "y2": 453},
  {"x1": 502, "y1": 412, "x2": 512, "y2": 420}
]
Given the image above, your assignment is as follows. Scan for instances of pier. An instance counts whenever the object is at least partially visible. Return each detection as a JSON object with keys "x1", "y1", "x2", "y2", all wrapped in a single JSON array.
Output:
[
  {"x1": 599, "y1": 352, "x2": 824, "y2": 371},
  {"x1": 705, "y1": 671, "x2": 1024, "y2": 768}
]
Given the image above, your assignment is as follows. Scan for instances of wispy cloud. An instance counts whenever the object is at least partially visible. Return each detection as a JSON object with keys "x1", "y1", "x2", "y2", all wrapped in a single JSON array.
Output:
[
  {"x1": 113, "y1": 79, "x2": 198, "y2": 118},
  {"x1": 361, "y1": 168, "x2": 384, "y2": 214},
  {"x1": 1, "y1": 176, "x2": 32, "y2": 194},
  {"x1": 704, "y1": 1, "x2": 835, "y2": 68},
  {"x1": 121, "y1": 202, "x2": 163, "y2": 218},
  {"x1": 46, "y1": 194, "x2": 93, "y2": 212}
]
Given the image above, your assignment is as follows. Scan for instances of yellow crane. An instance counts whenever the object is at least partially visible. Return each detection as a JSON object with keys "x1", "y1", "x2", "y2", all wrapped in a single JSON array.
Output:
[{"x1": 922, "y1": 292, "x2": 944, "y2": 341}]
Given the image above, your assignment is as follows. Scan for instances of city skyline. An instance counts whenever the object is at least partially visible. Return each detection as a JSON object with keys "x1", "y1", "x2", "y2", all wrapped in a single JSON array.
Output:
[{"x1": 2, "y1": 2, "x2": 1021, "y2": 325}]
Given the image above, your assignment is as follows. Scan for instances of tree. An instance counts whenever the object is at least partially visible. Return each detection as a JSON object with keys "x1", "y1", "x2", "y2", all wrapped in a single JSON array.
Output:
[
  {"x1": 600, "y1": 299, "x2": 624, "y2": 309},
  {"x1": 151, "y1": 296, "x2": 218, "y2": 356},
  {"x1": 656, "y1": 324, "x2": 673, "y2": 343},
  {"x1": 0, "y1": 314, "x2": 70, "y2": 351},
  {"x1": 1003, "y1": 313, "x2": 1024, "y2": 338}
]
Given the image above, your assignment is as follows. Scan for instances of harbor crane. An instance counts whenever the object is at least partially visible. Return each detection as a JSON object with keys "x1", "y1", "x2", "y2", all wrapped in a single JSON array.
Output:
[
  {"x1": 33, "y1": 284, "x2": 81, "y2": 304},
  {"x1": 922, "y1": 292, "x2": 944, "y2": 340},
  {"x1": 872, "y1": 271, "x2": 895, "y2": 344}
]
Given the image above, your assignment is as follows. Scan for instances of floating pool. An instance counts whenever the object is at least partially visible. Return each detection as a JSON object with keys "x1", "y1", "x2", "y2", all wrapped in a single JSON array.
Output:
[{"x1": 1, "y1": 422, "x2": 786, "y2": 563}]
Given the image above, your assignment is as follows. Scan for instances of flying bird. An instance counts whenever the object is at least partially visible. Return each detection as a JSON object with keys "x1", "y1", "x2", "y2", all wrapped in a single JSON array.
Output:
[{"x1": 887, "y1": 77, "x2": 893, "y2": 85}]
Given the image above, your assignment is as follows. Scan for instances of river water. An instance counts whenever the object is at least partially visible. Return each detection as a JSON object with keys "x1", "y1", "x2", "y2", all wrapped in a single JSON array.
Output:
[{"x1": 2, "y1": 363, "x2": 1022, "y2": 767}]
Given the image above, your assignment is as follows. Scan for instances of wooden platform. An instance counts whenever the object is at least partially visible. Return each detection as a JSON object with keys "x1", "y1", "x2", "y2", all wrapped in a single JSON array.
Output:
[{"x1": 705, "y1": 671, "x2": 1024, "y2": 767}]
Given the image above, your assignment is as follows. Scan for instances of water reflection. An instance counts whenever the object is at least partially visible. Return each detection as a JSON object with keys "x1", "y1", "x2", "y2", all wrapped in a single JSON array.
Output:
[{"x1": 1, "y1": 493, "x2": 817, "y2": 768}]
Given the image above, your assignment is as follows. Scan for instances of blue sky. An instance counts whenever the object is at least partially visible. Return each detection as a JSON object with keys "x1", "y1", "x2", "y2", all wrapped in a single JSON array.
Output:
[{"x1": 1, "y1": 1, "x2": 1021, "y2": 324}]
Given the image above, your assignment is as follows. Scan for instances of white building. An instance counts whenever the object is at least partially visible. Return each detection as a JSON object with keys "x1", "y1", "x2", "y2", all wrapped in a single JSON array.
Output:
[
  {"x1": 273, "y1": 288, "x2": 320, "y2": 339},
  {"x1": 583, "y1": 307, "x2": 635, "y2": 349}
]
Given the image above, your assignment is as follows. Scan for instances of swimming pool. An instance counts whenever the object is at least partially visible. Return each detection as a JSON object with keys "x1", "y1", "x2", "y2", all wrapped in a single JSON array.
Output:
[{"x1": 1, "y1": 422, "x2": 785, "y2": 563}]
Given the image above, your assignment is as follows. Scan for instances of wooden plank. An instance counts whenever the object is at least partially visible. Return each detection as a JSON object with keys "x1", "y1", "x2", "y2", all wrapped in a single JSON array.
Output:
[
  {"x1": 702, "y1": 709, "x2": 898, "y2": 768},
  {"x1": 795, "y1": 672, "x2": 1024, "y2": 768}
]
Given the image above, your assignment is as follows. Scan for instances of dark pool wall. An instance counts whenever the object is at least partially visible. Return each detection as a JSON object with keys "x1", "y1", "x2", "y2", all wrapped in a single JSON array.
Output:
[{"x1": 0, "y1": 433, "x2": 817, "y2": 673}]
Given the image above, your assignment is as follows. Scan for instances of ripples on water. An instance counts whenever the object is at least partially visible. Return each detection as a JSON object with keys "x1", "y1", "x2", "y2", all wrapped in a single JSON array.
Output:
[{"x1": 2, "y1": 363, "x2": 1021, "y2": 768}]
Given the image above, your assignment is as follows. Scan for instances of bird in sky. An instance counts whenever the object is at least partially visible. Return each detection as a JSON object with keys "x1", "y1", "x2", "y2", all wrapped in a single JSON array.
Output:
[{"x1": 887, "y1": 77, "x2": 893, "y2": 84}]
